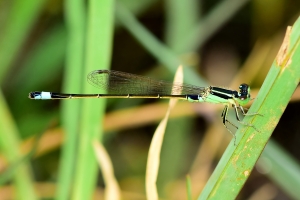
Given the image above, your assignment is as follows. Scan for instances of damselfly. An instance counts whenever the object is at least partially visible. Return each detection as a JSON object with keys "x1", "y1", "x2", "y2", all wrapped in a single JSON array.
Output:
[{"x1": 29, "y1": 70, "x2": 260, "y2": 142}]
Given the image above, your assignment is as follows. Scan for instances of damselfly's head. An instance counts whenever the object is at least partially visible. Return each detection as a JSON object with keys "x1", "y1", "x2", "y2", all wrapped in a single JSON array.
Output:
[{"x1": 236, "y1": 83, "x2": 251, "y2": 106}]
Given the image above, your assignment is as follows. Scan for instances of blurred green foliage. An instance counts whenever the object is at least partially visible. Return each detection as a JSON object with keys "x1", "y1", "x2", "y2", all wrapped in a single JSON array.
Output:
[{"x1": 0, "y1": 0, "x2": 300, "y2": 199}]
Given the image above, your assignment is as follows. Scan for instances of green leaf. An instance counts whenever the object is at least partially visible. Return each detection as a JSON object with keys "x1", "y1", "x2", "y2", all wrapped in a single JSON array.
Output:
[{"x1": 198, "y1": 17, "x2": 300, "y2": 199}]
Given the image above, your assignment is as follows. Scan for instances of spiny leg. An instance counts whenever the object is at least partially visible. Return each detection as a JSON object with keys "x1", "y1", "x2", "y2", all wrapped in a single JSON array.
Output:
[
  {"x1": 221, "y1": 103, "x2": 261, "y2": 145},
  {"x1": 232, "y1": 104, "x2": 260, "y2": 132},
  {"x1": 239, "y1": 106, "x2": 263, "y2": 117},
  {"x1": 221, "y1": 104, "x2": 237, "y2": 145}
]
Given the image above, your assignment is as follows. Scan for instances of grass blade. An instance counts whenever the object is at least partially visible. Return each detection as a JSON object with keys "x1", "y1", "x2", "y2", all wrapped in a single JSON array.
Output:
[
  {"x1": 259, "y1": 140, "x2": 300, "y2": 199},
  {"x1": 93, "y1": 141, "x2": 121, "y2": 200},
  {"x1": 0, "y1": 0, "x2": 46, "y2": 81},
  {"x1": 0, "y1": 91, "x2": 37, "y2": 200},
  {"x1": 71, "y1": 0, "x2": 114, "y2": 199},
  {"x1": 55, "y1": 0, "x2": 86, "y2": 199},
  {"x1": 146, "y1": 66, "x2": 183, "y2": 200},
  {"x1": 198, "y1": 17, "x2": 300, "y2": 199}
]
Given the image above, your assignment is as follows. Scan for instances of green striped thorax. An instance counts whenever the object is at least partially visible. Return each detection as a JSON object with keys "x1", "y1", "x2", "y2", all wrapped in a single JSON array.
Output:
[{"x1": 186, "y1": 83, "x2": 252, "y2": 106}]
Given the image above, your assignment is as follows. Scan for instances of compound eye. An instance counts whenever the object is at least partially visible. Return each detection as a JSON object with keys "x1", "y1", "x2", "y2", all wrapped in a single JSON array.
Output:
[
  {"x1": 239, "y1": 83, "x2": 250, "y2": 100},
  {"x1": 239, "y1": 83, "x2": 248, "y2": 91}
]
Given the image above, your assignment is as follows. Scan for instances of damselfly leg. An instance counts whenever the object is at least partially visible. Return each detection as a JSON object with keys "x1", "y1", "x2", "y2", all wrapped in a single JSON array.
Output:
[{"x1": 221, "y1": 103, "x2": 261, "y2": 145}]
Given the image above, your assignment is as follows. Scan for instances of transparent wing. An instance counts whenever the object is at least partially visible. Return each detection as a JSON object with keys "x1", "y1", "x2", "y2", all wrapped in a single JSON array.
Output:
[{"x1": 87, "y1": 70, "x2": 206, "y2": 95}]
